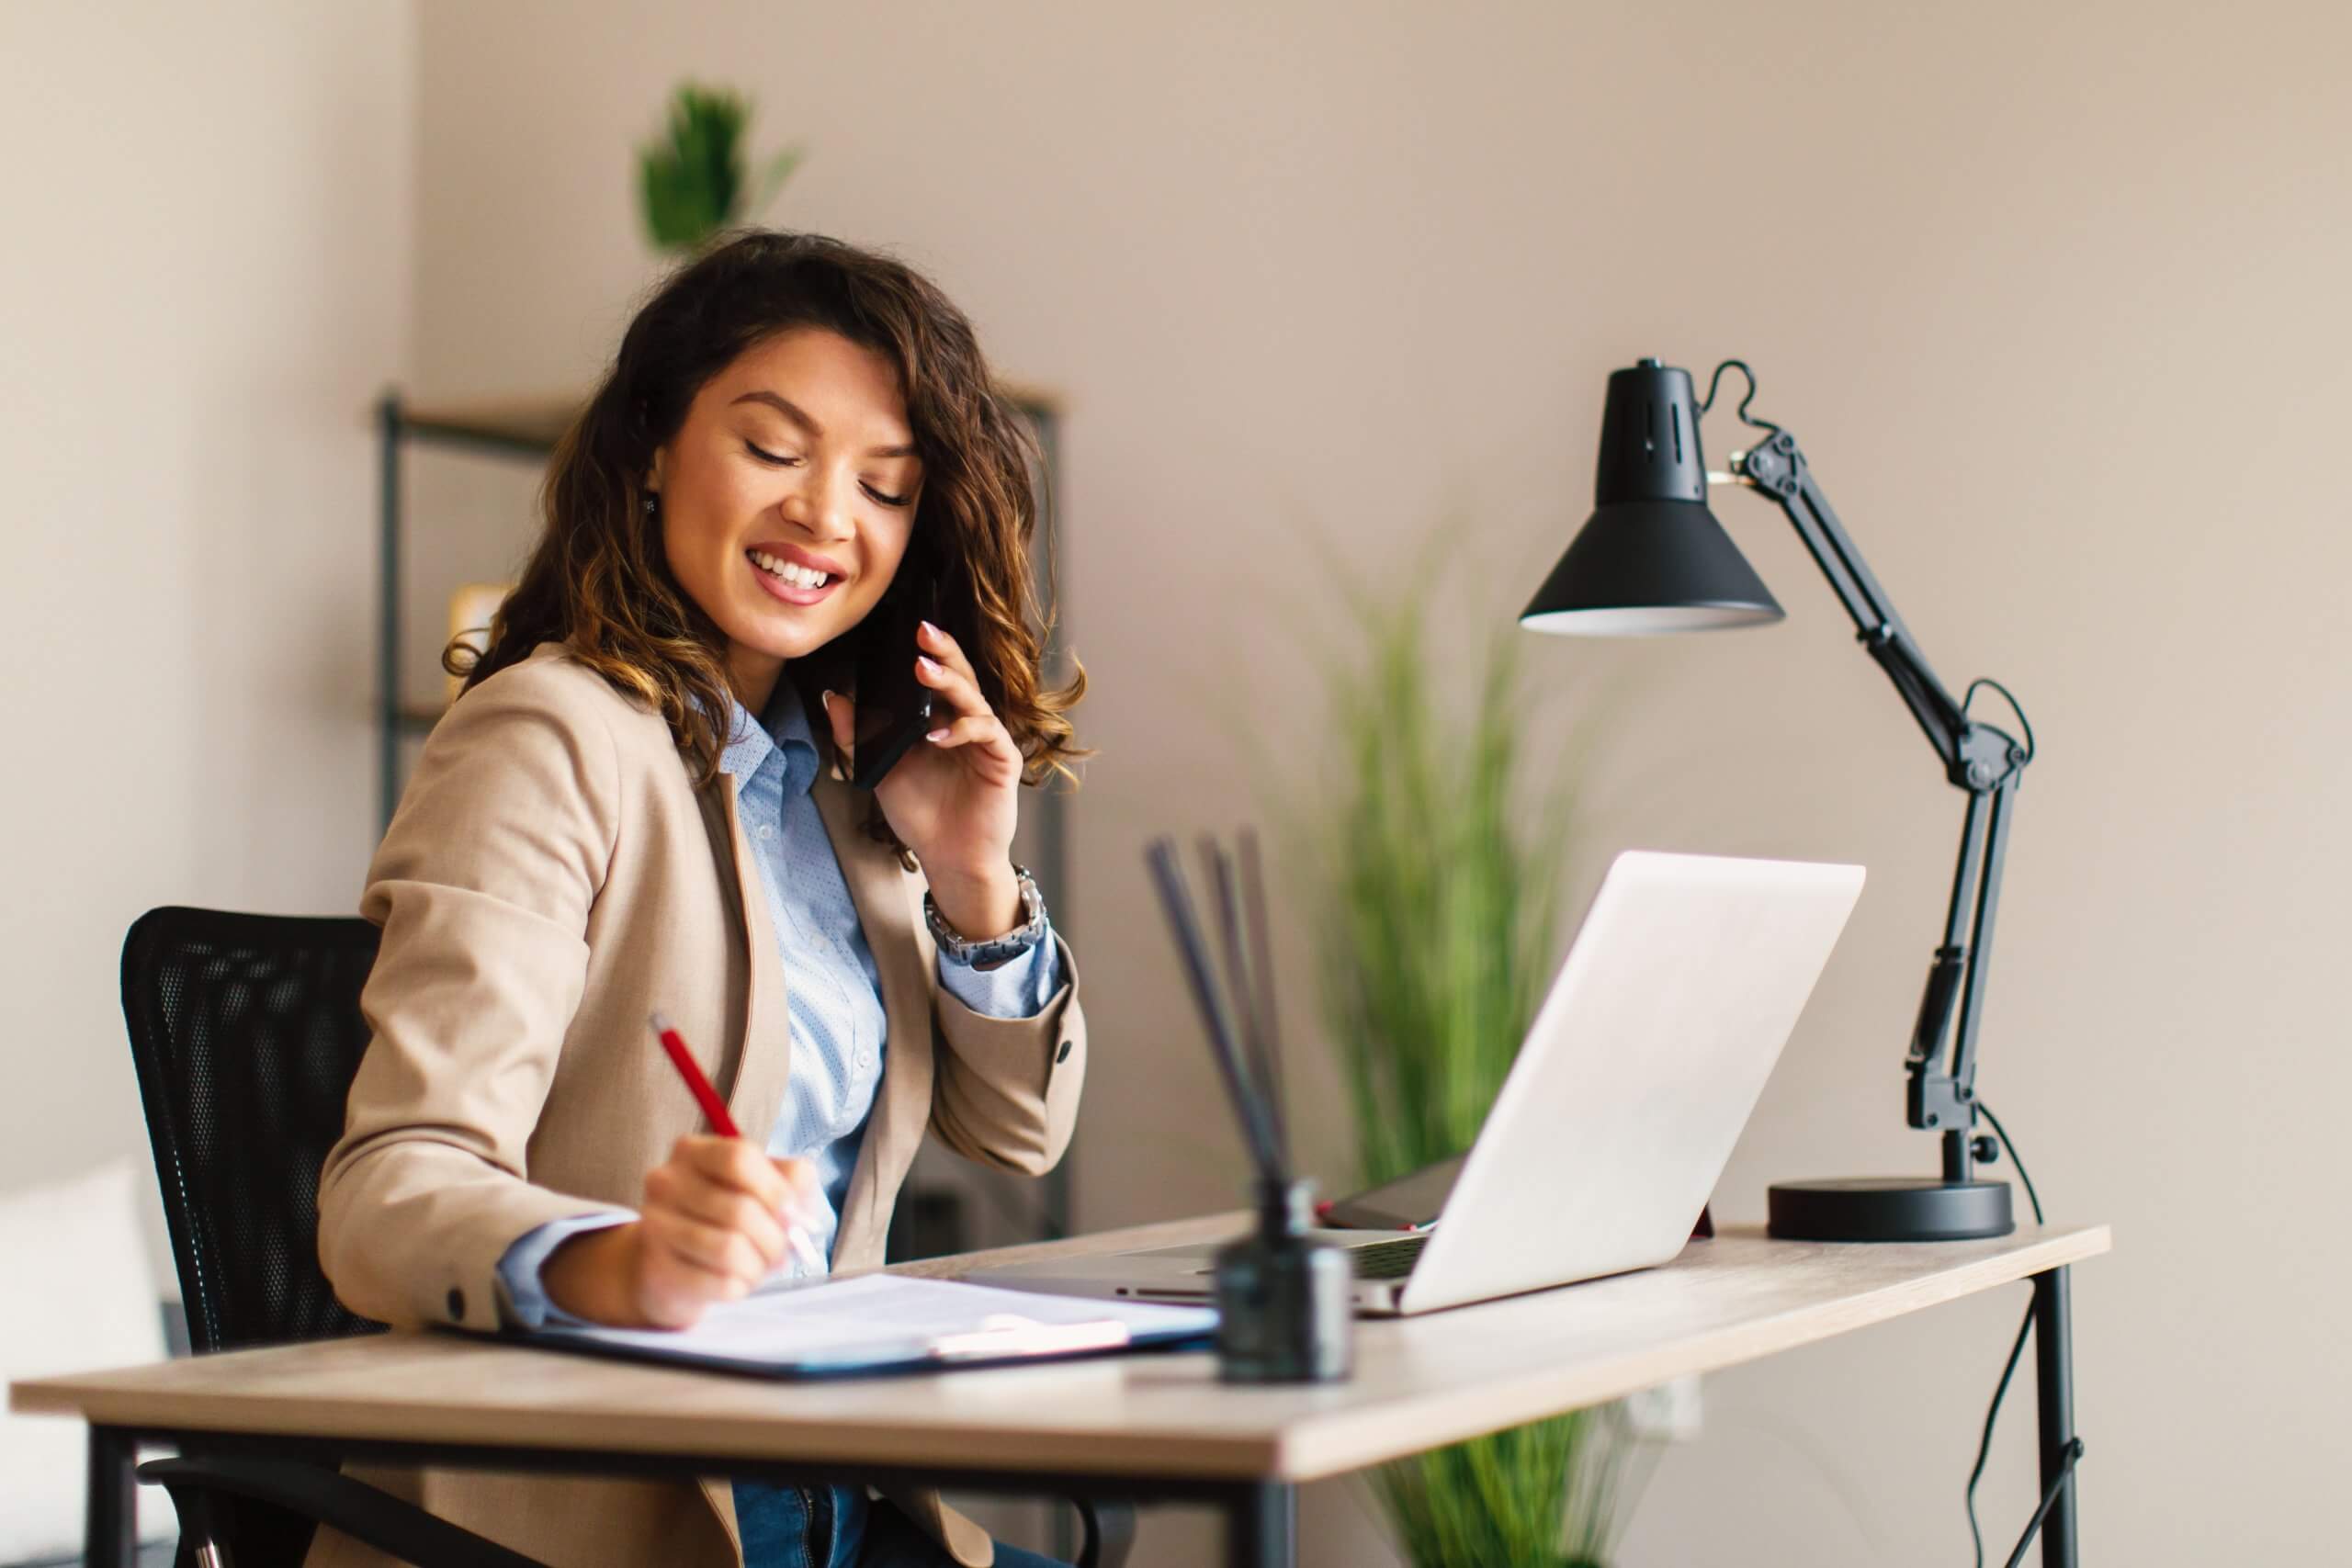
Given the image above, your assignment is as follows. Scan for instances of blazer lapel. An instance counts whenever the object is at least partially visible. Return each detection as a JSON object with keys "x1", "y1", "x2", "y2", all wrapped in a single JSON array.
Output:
[
  {"x1": 700, "y1": 780, "x2": 793, "y2": 1149},
  {"x1": 809, "y1": 765, "x2": 934, "y2": 1268}
]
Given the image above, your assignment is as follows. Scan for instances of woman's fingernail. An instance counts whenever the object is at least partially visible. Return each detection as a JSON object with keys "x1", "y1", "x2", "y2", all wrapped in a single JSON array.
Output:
[
  {"x1": 920, "y1": 619, "x2": 942, "y2": 640},
  {"x1": 918, "y1": 656, "x2": 942, "y2": 676},
  {"x1": 926, "y1": 728, "x2": 951, "y2": 743}
]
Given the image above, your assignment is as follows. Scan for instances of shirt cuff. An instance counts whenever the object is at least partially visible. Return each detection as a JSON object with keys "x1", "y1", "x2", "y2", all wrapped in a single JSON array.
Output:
[
  {"x1": 493, "y1": 1211, "x2": 636, "y2": 1329},
  {"x1": 936, "y1": 916, "x2": 1061, "y2": 1019}
]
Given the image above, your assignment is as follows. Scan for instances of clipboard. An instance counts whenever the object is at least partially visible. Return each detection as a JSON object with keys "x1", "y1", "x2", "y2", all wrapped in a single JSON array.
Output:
[{"x1": 474, "y1": 1271, "x2": 1219, "y2": 1380}]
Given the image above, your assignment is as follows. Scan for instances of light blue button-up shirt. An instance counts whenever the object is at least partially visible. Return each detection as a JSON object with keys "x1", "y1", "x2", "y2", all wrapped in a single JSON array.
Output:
[{"x1": 496, "y1": 685, "x2": 1058, "y2": 1325}]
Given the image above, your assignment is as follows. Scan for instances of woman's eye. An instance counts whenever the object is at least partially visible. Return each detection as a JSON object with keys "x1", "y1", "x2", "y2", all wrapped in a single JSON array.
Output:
[{"x1": 745, "y1": 441, "x2": 906, "y2": 506}]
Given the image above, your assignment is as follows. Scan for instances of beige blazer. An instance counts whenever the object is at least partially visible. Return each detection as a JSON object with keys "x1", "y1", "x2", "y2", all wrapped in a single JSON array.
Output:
[{"x1": 308, "y1": 643, "x2": 1086, "y2": 1568}]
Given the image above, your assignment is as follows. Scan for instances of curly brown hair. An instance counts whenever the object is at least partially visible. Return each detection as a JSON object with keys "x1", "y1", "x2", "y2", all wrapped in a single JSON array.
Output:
[{"x1": 451, "y1": 229, "x2": 1086, "y2": 847}]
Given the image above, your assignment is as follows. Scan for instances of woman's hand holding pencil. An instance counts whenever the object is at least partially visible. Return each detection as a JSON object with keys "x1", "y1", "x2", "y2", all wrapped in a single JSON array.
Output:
[
  {"x1": 539, "y1": 1017, "x2": 828, "y2": 1330},
  {"x1": 542, "y1": 1134, "x2": 827, "y2": 1330}
]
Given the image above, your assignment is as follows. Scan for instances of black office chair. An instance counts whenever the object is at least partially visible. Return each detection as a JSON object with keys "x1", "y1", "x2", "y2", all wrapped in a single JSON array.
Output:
[
  {"x1": 121, "y1": 907, "x2": 549, "y2": 1567},
  {"x1": 120, "y1": 906, "x2": 1132, "y2": 1568}
]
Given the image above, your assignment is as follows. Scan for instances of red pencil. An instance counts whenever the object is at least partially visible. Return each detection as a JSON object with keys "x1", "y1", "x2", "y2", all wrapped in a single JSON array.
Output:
[
  {"x1": 650, "y1": 1010, "x2": 740, "y2": 1137},
  {"x1": 647, "y1": 1011, "x2": 822, "y2": 1274}
]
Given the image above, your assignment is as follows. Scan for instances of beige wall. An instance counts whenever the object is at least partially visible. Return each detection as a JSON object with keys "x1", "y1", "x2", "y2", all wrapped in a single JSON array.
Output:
[
  {"x1": 0, "y1": 1, "x2": 413, "y2": 1260},
  {"x1": 407, "y1": 2, "x2": 2350, "y2": 1562},
  {"x1": 11, "y1": 0, "x2": 2343, "y2": 1561}
]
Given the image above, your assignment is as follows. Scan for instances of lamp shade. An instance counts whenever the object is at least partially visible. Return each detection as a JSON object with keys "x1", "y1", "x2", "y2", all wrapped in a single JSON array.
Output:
[{"x1": 1520, "y1": 359, "x2": 1784, "y2": 636}]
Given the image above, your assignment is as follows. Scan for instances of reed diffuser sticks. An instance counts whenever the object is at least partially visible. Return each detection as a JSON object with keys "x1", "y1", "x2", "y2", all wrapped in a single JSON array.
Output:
[
  {"x1": 1145, "y1": 830, "x2": 1289, "y2": 1183},
  {"x1": 1146, "y1": 827, "x2": 1351, "y2": 1382}
]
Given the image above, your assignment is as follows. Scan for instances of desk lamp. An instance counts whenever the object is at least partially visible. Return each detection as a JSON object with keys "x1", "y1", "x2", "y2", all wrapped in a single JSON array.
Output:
[{"x1": 1521, "y1": 357, "x2": 2035, "y2": 1242}]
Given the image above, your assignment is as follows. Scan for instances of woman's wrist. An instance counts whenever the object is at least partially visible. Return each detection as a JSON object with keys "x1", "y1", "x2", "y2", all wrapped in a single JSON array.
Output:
[
  {"x1": 540, "y1": 1221, "x2": 649, "y2": 1327},
  {"x1": 925, "y1": 861, "x2": 1022, "y2": 942}
]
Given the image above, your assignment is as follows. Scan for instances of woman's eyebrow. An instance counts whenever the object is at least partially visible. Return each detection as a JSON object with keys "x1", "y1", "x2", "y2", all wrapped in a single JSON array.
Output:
[{"x1": 729, "y1": 389, "x2": 918, "y2": 459}]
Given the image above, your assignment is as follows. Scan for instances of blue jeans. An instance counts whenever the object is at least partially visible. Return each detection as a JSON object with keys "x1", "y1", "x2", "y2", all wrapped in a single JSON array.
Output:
[{"x1": 732, "y1": 1481, "x2": 1070, "y2": 1568}]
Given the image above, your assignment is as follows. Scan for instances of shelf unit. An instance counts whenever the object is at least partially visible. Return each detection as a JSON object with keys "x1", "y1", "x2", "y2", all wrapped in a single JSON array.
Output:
[{"x1": 373, "y1": 384, "x2": 1076, "y2": 1258}]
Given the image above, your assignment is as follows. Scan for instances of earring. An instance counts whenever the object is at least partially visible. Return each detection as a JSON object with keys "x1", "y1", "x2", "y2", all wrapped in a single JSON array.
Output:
[{"x1": 641, "y1": 493, "x2": 658, "y2": 517}]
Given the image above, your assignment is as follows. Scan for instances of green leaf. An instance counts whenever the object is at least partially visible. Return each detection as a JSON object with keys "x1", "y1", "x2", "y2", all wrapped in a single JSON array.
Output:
[
  {"x1": 635, "y1": 81, "x2": 802, "y2": 252},
  {"x1": 746, "y1": 142, "x2": 806, "y2": 220}
]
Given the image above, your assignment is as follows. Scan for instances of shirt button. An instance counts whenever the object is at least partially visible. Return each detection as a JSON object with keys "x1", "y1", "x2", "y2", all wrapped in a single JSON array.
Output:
[
  {"x1": 857, "y1": 1049, "x2": 875, "y2": 1070},
  {"x1": 758, "y1": 824, "x2": 776, "y2": 840}
]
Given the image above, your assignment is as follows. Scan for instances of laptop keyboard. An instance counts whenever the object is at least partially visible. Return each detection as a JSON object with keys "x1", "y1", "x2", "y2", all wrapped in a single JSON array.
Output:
[{"x1": 1348, "y1": 1234, "x2": 1430, "y2": 1280}]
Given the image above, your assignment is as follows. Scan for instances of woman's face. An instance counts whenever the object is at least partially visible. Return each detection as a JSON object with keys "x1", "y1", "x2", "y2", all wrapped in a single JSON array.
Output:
[{"x1": 650, "y1": 327, "x2": 924, "y2": 706}]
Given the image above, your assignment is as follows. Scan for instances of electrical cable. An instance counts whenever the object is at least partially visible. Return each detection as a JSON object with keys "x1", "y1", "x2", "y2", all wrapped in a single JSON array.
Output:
[
  {"x1": 1962, "y1": 678, "x2": 2037, "y2": 777},
  {"x1": 2003, "y1": 1441, "x2": 2086, "y2": 1568},
  {"x1": 1966, "y1": 1302, "x2": 2034, "y2": 1567},
  {"x1": 1965, "y1": 1100, "x2": 2049, "y2": 1568},
  {"x1": 1978, "y1": 1103, "x2": 2041, "y2": 1226},
  {"x1": 1698, "y1": 358, "x2": 1782, "y2": 434}
]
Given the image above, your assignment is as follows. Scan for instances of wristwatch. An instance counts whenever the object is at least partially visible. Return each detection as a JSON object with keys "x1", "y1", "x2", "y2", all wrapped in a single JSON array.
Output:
[{"x1": 924, "y1": 863, "x2": 1048, "y2": 969}]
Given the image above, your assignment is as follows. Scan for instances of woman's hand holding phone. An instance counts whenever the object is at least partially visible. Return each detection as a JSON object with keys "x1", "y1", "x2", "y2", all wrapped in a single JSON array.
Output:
[
  {"x1": 822, "y1": 618, "x2": 1026, "y2": 940},
  {"x1": 541, "y1": 1135, "x2": 824, "y2": 1329}
]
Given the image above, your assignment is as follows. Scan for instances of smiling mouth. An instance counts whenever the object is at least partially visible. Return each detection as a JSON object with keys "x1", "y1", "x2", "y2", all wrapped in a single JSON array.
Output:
[{"x1": 746, "y1": 548, "x2": 838, "y2": 591}]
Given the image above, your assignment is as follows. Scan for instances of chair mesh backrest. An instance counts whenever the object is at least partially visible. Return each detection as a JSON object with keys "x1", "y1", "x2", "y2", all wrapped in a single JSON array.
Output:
[{"x1": 120, "y1": 908, "x2": 388, "y2": 1353}]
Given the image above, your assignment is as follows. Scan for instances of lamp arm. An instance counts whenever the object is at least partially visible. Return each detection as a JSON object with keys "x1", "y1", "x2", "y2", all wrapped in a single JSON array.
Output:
[
  {"x1": 1730, "y1": 431, "x2": 2032, "y2": 1182},
  {"x1": 1732, "y1": 434, "x2": 1973, "y2": 768}
]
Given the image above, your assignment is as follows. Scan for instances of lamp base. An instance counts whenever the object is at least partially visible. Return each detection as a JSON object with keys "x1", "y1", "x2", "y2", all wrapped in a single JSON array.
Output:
[{"x1": 1767, "y1": 1177, "x2": 2014, "y2": 1242}]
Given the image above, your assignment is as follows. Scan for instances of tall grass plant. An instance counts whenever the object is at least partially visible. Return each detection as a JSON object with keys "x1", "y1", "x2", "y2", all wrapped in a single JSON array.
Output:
[{"x1": 1288, "y1": 570, "x2": 1657, "y2": 1566}]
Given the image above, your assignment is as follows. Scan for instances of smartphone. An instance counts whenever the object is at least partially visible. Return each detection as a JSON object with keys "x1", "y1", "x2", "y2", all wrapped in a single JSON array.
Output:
[
  {"x1": 1317, "y1": 1155, "x2": 1466, "y2": 1230},
  {"x1": 848, "y1": 556, "x2": 942, "y2": 791}
]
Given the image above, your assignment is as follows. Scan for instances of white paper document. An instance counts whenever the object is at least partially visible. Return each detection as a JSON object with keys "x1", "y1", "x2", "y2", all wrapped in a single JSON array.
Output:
[{"x1": 528, "y1": 1272, "x2": 1217, "y2": 1374}]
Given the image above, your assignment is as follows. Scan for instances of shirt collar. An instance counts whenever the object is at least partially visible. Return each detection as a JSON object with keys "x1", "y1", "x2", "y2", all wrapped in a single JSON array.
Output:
[{"x1": 719, "y1": 684, "x2": 821, "y2": 801}]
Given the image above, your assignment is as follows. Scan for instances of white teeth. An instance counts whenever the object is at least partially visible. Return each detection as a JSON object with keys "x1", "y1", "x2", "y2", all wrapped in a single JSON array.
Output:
[{"x1": 749, "y1": 550, "x2": 831, "y2": 590}]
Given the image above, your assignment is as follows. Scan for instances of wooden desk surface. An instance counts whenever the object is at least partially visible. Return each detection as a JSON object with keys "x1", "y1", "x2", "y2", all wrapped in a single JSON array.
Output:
[{"x1": 11, "y1": 1218, "x2": 2109, "y2": 1483}]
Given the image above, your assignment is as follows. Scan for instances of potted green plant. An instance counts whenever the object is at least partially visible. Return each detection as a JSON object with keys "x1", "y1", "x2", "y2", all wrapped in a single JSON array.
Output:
[
  {"x1": 636, "y1": 82, "x2": 804, "y2": 254},
  {"x1": 1287, "y1": 576, "x2": 1659, "y2": 1567}
]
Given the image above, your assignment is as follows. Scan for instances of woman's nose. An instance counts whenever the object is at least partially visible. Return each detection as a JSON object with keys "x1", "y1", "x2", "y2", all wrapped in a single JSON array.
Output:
[{"x1": 781, "y1": 464, "x2": 856, "y2": 539}]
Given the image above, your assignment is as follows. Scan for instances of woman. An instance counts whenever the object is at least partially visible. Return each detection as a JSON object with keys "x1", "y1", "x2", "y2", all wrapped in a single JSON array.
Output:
[{"x1": 313, "y1": 231, "x2": 1087, "y2": 1568}]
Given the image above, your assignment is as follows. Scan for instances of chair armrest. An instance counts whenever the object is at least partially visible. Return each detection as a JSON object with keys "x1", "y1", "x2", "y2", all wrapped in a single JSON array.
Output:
[
  {"x1": 136, "y1": 1456, "x2": 550, "y2": 1568},
  {"x1": 1071, "y1": 1496, "x2": 1136, "y2": 1568}
]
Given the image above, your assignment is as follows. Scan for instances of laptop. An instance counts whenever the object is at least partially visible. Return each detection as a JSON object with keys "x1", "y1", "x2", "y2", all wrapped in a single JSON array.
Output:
[{"x1": 965, "y1": 849, "x2": 1865, "y2": 1316}]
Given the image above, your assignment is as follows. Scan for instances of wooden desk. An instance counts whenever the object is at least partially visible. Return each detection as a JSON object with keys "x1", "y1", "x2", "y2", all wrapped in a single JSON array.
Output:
[{"x1": 13, "y1": 1217, "x2": 2109, "y2": 1568}]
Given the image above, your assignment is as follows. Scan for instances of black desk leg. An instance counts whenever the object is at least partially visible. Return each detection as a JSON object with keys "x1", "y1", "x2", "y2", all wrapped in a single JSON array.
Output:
[
  {"x1": 86, "y1": 1425, "x2": 137, "y2": 1568},
  {"x1": 1224, "y1": 1481, "x2": 1296, "y2": 1568},
  {"x1": 2032, "y1": 1267, "x2": 2079, "y2": 1568}
]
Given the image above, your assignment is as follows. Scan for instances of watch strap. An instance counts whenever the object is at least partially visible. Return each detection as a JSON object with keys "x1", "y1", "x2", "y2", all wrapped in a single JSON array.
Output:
[{"x1": 925, "y1": 864, "x2": 1047, "y2": 968}]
